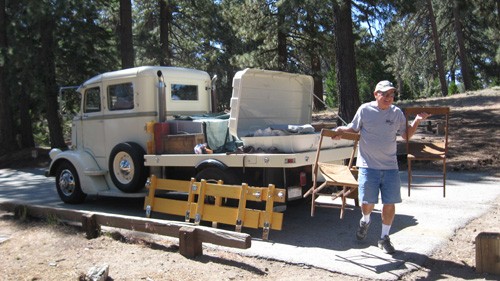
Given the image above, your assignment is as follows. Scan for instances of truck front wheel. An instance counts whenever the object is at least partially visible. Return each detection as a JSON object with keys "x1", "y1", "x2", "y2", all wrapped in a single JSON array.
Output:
[
  {"x1": 109, "y1": 142, "x2": 148, "y2": 193},
  {"x1": 55, "y1": 161, "x2": 86, "y2": 204}
]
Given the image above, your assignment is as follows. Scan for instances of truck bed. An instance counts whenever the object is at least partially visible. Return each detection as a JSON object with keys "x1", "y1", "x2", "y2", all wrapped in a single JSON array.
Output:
[{"x1": 144, "y1": 145, "x2": 354, "y2": 168}]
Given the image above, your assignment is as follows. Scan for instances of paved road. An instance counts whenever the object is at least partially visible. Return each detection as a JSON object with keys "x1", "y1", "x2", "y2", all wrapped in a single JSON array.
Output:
[{"x1": 0, "y1": 168, "x2": 499, "y2": 280}]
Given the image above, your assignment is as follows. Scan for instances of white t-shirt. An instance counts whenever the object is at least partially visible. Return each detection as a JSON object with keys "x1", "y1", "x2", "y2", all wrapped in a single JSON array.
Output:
[{"x1": 347, "y1": 101, "x2": 407, "y2": 170}]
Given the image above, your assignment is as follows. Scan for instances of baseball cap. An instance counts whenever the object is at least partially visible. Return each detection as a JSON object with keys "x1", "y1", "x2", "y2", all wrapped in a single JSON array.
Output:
[{"x1": 375, "y1": 80, "x2": 396, "y2": 92}]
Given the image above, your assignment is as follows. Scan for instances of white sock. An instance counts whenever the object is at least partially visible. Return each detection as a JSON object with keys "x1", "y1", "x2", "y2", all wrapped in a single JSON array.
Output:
[
  {"x1": 361, "y1": 213, "x2": 371, "y2": 223},
  {"x1": 381, "y1": 224, "x2": 391, "y2": 238}
]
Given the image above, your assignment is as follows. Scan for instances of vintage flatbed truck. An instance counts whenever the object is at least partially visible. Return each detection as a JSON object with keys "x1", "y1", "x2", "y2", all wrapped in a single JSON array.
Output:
[{"x1": 46, "y1": 66, "x2": 354, "y2": 206}]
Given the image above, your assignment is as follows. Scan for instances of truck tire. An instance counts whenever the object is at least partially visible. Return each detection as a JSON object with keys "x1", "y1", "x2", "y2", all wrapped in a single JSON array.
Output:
[
  {"x1": 109, "y1": 142, "x2": 148, "y2": 193},
  {"x1": 55, "y1": 161, "x2": 87, "y2": 204},
  {"x1": 195, "y1": 167, "x2": 237, "y2": 185},
  {"x1": 195, "y1": 167, "x2": 238, "y2": 205}
]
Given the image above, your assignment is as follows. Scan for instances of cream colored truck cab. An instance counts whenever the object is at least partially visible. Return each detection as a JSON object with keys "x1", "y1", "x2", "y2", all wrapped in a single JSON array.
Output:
[{"x1": 46, "y1": 66, "x2": 212, "y2": 203}]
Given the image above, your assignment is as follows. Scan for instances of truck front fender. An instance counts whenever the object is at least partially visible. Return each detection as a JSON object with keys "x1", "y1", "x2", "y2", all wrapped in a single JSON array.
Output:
[{"x1": 46, "y1": 149, "x2": 109, "y2": 195}]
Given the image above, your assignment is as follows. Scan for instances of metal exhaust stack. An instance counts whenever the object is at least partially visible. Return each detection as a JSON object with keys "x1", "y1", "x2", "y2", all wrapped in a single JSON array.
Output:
[
  {"x1": 211, "y1": 74, "x2": 218, "y2": 113},
  {"x1": 157, "y1": 70, "x2": 166, "y2": 122}
]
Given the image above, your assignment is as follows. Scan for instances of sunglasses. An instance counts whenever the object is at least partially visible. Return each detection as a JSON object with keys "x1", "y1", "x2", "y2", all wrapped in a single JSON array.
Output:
[{"x1": 377, "y1": 91, "x2": 395, "y2": 98}]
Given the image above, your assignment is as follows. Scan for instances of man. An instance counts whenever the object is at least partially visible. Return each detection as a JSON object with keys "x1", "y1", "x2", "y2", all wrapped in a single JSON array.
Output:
[{"x1": 335, "y1": 80, "x2": 429, "y2": 254}]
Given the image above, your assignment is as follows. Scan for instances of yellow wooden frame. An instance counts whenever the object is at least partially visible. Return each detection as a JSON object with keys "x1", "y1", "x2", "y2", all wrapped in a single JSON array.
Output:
[{"x1": 144, "y1": 175, "x2": 286, "y2": 240}]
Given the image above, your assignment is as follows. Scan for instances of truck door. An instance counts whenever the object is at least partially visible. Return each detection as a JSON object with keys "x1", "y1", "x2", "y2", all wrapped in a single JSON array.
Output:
[{"x1": 81, "y1": 86, "x2": 106, "y2": 161}]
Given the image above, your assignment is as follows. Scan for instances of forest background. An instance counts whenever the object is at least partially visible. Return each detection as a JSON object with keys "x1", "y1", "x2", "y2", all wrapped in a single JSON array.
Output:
[{"x1": 0, "y1": 0, "x2": 498, "y2": 156}]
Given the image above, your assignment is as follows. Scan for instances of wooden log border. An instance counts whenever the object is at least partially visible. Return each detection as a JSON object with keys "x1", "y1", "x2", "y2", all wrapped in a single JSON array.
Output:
[{"x1": 0, "y1": 201, "x2": 251, "y2": 258}]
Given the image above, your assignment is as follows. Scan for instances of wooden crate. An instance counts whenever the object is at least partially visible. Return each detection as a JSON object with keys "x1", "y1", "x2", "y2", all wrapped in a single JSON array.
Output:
[
  {"x1": 476, "y1": 232, "x2": 500, "y2": 274},
  {"x1": 163, "y1": 133, "x2": 205, "y2": 154}
]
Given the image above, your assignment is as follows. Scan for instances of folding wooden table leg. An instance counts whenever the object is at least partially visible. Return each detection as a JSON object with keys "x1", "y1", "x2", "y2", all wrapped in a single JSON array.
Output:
[
  {"x1": 212, "y1": 179, "x2": 224, "y2": 228},
  {"x1": 194, "y1": 180, "x2": 207, "y2": 225},
  {"x1": 408, "y1": 159, "x2": 413, "y2": 197},
  {"x1": 262, "y1": 184, "x2": 275, "y2": 240},
  {"x1": 235, "y1": 183, "x2": 248, "y2": 232},
  {"x1": 185, "y1": 178, "x2": 197, "y2": 222},
  {"x1": 144, "y1": 175, "x2": 157, "y2": 218},
  {"x1": 442, "y1": 159, "x2": 446, "y2": 197}
]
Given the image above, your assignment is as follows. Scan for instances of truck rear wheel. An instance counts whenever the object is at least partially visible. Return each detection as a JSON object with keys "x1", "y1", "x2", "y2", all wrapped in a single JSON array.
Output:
[
  {"x1": 109, "y1": 142, "x2": 148, "y2": 193},
  {"x1": 195, "y1": 167, "x2": 238, "y2": 205},
  {"x1": 55, "y1": 161, "x2": 86, "y2": 204},
  {"x1": 195, "y1": 167, "x2": 237, "y2": 185}
]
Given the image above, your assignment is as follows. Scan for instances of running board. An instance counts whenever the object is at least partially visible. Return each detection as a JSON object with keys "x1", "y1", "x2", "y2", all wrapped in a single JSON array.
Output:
[{"x1": 84, "y1": 169, "x2": 107, "y2": 176}]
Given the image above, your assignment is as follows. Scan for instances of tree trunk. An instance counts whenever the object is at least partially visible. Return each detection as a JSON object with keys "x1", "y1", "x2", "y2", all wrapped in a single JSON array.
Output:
[
  {"x1": 333, "y1": 0, "x2": 360, "y2": 124},
  {"x1": 120, "y1": 0, "x2": 134, "y2": 69},
  {"x1": 277, "y1": 3, "x2": 287, "y2": 71},
  {"x1": 396, "y1": 75, "x2": 403, "y2": 99},
  {"x1": 40, "y1": 12, "x2": 66, "y2": 149},
  {"x1": 305, "y1": 12, "x2": 325, "y2": 111},
  {"x1": 453, "y1": 0, "x2": 473, "y2": 90},
  {"x1": 159, "y1": 0, "x2": 172, "y2": 66},
  {"x1": 426, "y1": 0, "x2": 447, "y2": 97},
  {"x1": 18, "y1": 86, "x2": 35, "y2": 148},
  {"x1": 0, "y1": 0, "x2": 16, "y2": 155},
  {"x1": 311, "y1": 53, "x2": 325, "y2": 111}
]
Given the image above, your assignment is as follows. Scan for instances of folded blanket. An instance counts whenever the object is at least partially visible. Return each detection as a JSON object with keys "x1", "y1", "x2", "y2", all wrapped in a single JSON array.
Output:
[{"x1": 193, "y1": 119, "x2": 230, "y2": 149}]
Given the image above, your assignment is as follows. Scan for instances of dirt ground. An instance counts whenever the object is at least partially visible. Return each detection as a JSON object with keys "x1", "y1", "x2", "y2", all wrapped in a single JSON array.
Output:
[{"x1": 0, "y1": 88, "x2": 499, "y2": 280}]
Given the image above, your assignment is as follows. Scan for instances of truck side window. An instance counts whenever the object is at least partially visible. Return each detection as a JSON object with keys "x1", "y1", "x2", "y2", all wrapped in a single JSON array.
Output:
[
  {"x1": 171, "y1": 84, "x2": 198, "y2": 101},
  {"x1": 84, "y1": 87, "x2": 101, "y2": 113},
  {"x1": 109, "y1": 83, "x2": 134, "y2": 110}
]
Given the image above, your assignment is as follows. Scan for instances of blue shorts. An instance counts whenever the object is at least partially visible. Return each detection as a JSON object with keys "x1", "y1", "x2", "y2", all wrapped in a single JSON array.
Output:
[{"x1": 358, "y1": 168, "x2": 402, "y2": 204}]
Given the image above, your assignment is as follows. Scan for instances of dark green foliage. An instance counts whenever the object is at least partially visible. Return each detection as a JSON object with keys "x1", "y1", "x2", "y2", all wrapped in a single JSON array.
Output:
[
  {"x1": 2, "y1": 0, "x2": 118, "y2": 150},
  {"x1": 324, "y1": 69, "x2": 337, "y2": 107},
  {"x1": 448, "y1": 82, "x2": 458, "y2": 96}
]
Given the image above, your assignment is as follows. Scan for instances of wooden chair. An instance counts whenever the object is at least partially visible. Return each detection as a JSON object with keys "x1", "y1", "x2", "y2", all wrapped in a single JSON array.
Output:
[
  {"x1": 303, "y1": 129, "x2": 360, "y2": 218},
  {"x1": 404, "y1": 107, "x2": 450, "y2": 197}
]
